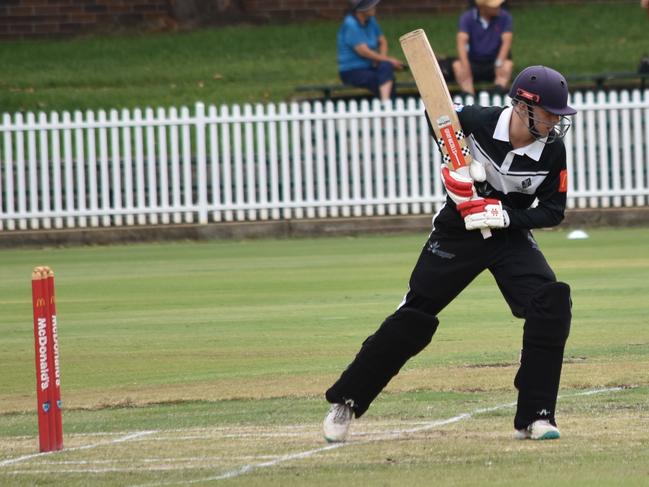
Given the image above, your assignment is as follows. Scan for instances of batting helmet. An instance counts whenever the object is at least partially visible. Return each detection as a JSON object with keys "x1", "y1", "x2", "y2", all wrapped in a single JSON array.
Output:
[{"x1": 509, "y1": 66, "x2": 576, "y2": 116}]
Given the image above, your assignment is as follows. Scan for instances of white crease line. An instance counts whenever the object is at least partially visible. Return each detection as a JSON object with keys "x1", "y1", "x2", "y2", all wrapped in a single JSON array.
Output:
[
  {"x1": 154, "y1": 420, "x2": 431, "y2": 434},
  {"x1": 134, "y1": 386, "x2": 626, "y2": 487},
  {"x1": 6, "y1": 466, "x2": 191, "y2": 474},
  {"x1": 0, "y1": 431, "x2": 155, "y2": 442},
  {"x1": 572, "y1": 386, "x2": 624, "y2": 396},
  {"x1": 0, "y1": 387, "x2": 626, "y2": 482},
  {"x1": 0, "y1": 431, "x2": 158, "y2": 468},
  {"x1": 140, "y1": 432, "x2": 315, "y2": 442},
  {"x1": 185, "y1": 443, "x2": 346, "y2": 482},
  {"x1": 39, "y1": 455, "x2": 284, "y2": 465}
]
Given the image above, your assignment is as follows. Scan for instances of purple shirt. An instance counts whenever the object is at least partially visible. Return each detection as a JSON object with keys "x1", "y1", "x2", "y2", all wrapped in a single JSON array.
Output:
[{"x1": 459, "y1": 8, "x2": 513, "y2": 63}]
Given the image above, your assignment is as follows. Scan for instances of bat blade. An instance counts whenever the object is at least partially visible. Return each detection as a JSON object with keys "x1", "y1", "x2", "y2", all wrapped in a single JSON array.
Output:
[
  {"x1": 399, "y1": 29, "x2": 472, "y2": 172},
  {"x1": 400, "y1": 29, "x2": 491, "y2": 238}
]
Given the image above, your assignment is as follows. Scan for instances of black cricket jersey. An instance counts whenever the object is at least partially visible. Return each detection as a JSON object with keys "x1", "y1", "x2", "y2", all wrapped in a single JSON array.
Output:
[{"x1": 435, "y1": 105, "x2": 568, "y2": 232}]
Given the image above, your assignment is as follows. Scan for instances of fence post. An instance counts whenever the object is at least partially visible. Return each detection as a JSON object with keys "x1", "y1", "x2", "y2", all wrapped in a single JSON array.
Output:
[
  {"x1": 2, "y1": 113, "x2": 15, "y2": 230},
  {"x1": 195, "y1": 102, "x2": 208, "y2": 224}
]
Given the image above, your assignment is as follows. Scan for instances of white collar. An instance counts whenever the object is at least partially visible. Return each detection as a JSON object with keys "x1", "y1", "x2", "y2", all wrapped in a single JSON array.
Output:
[
  {"x1": 475, "y1": 8, "x2": 499, "y2": 28},
  {"x1": 494, "y1": 107, "x2": 546, "y2": 161}
]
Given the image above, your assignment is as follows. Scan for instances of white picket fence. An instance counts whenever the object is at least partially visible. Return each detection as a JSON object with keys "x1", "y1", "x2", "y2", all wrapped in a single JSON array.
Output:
[{"x1": 0, "y1": 90, "x2": 648, "y2": 231}]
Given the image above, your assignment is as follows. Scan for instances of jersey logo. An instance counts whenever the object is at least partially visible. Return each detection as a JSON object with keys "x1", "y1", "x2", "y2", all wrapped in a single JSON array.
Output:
[
  {"x1": 559, "y1": 170, "x2": 568, "y2": 193},
  {"x1": 426, "y1": 241, "x2": 455, "y2": 260}
]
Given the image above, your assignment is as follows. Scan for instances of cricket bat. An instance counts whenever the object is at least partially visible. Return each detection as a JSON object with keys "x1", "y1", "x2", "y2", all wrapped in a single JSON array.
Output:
[{"x1": 399, "y1": 29, "x2": 491, "y2": 238}]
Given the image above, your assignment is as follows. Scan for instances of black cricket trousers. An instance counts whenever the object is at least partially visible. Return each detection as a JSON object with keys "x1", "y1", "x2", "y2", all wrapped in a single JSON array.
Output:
[{"x1": 326, "y1": 225, "x2": 558, "y2": 420}]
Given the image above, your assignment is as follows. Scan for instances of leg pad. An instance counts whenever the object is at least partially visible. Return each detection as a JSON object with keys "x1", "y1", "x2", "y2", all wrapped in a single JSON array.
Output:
[
  {"x1": 514, "y1": 281, "x2": 572, "y2": 429},
  {"x1": 326, "y1": 307, "x2": 438, "y2": 418}
]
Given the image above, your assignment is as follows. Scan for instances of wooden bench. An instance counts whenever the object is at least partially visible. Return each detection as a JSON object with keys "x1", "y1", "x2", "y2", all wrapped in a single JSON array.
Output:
[
  {"x1": 291, "y1": 80, "x2": 497, "y2": 102},
  {"x1": 294, "y1": 72, "x2": 649, "y2": 102},
  {"x1": 565, "y1": 71, "x2": 649, "y2": 90},
  {"x1": 292, "y1": 81, "x2": 418, "y2": 101}
]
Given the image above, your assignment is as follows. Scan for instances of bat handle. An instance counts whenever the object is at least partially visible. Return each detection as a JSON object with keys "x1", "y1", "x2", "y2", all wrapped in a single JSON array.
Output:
[{"x1": 469, "y1": 184, "x2": 491, "y2": 239}]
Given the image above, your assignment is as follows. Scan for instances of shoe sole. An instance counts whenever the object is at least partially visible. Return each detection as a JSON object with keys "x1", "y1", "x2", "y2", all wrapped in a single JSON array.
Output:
[
  {"x1": 323, "y1": 435, "x2": 345, "y2": 443},
  {"x1": 514, "y1": 430, "x2": 561, "y2": 440},
  {"x1": 534, "y1": 430, "x2": 560, "y2": 440}
]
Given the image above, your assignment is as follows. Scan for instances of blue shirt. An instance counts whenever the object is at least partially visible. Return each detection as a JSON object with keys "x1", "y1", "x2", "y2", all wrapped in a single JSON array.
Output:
[
  {"x1": 459, "y1": 8, "x2": 513, "y2": 63},
  {"x1": 337, "y1": 14, "x2": 383, "y2": 72}
]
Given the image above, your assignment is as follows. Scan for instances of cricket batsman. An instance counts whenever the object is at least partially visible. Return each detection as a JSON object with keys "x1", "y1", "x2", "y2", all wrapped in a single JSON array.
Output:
[{"x1": 323, "y1": 66, "x2": 577, "y2": 442}]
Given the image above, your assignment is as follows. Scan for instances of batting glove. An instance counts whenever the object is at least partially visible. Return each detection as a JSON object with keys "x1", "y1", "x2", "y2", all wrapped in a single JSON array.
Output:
[
  {"x1": 468, "y1": 159, "x2": 486, "y2": 183},
  {"x1": 440, "y1": 165, "x2": 475, "y2": 204},
  {"x1": 440, "y1": 158, "x2": 488, "y2": 205},
  {"x1": 457, "y1": 197, "x2": 510, "y2": 231}
]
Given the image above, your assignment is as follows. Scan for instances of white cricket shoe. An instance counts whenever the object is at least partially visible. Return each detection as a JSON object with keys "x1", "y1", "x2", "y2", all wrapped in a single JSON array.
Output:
[
  {"x1": 323, "y1": 402, "x2": 354, "y2": 443},
  {"x1": 514, "y1": 420, "x2": 561, "y2": 440}
]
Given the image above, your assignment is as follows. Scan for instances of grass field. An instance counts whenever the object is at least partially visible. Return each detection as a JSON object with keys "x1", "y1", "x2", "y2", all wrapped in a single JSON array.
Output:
[
  {"x1": 0, "y1": 228, "x2": 648, "y2": 485},
  {"x1": 0, "y1": 4, "x2": 647, "y2": 113}
]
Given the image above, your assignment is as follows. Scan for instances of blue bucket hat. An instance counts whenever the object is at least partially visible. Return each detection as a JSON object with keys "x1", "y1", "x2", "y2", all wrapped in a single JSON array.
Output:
[{"x1": 350, "y1": 0, "x2": 381, "y2": 11}]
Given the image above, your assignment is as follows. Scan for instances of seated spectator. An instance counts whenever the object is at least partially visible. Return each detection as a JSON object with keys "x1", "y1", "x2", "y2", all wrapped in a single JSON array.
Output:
[
  {"x1": 337, "y1": 0, "x2": 405, "y2": 101},
  {"x1": 452, "y1": 0, "x2": 513, "y2": 95}
]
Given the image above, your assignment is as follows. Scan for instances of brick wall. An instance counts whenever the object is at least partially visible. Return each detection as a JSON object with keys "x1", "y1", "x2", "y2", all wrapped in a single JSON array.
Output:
[
  {"x1": 0, "y1": 0, "x2": 172, "y2": 39},
  {"x1": 238, "y1": 0, "x2": 627, "y2": 22},
  {"x1": 241, "y1": 0, "x2": 473, "y2": 22},
  {"x1": 0, "y1": 0, "x2": 630, "y2": 40}
]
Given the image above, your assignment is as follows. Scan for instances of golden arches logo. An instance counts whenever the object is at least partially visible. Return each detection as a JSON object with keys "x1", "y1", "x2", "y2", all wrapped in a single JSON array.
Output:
[{"x1": 35, "y1": 297, "x2": 46, "y2": 307}]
